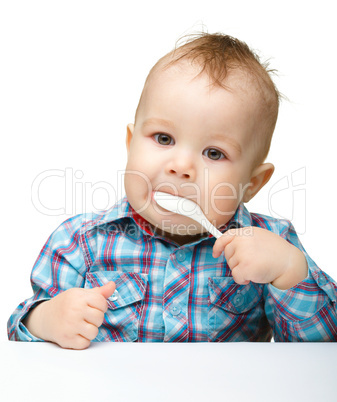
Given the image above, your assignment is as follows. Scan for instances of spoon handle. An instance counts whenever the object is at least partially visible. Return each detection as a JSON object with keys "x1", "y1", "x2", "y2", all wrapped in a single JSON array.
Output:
[{"x1": 200, "y1": 219, "x2": 223, "y2": 239}]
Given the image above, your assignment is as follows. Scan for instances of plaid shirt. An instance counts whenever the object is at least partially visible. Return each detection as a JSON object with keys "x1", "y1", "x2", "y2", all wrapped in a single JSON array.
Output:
[{"x1": 8, "y1": 197, "x2": 337, "y2": 342}]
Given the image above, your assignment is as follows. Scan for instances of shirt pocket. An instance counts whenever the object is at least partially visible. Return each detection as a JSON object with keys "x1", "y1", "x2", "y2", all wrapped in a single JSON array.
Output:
[
  {"x1": 85, "y1": 271, "x2": 148, "y2": 341},
  {"x1": 208, "y1": 276, "x2": 263, "y2": 342}
]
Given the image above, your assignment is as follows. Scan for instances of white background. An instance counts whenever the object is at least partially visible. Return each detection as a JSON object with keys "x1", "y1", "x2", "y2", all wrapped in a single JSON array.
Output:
[{"x1": 1, "y1": 0, "x2": 336, "y2": 342}]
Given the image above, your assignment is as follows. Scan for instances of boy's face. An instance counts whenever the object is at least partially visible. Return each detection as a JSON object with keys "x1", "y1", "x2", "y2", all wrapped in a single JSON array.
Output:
[{"x1": 124, "y1": 62, "x2": 266, "y2": 237}]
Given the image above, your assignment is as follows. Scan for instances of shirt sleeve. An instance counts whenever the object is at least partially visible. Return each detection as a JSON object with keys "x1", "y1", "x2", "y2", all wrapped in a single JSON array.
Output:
[
  {"x1": 263, "y1": 220, "x2": 337, "y2": 341},
  {"x1": 7, "y1": 214, "x2": 93, "y2": 341}
]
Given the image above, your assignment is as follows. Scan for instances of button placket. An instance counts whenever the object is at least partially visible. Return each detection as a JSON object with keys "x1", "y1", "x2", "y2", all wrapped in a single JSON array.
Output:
[
  {"x1": 169, "y1": 303, "x2": 181, "y2": 316},
  {"x1": 163, "y1": 250, "x2": 191, "y2": 341},
  {"x1": 176, "y1": 250, "x2": 186, "y2": 262}
]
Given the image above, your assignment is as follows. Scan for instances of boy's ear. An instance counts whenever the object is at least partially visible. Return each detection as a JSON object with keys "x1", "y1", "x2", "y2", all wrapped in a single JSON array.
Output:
[
  {"x1": 243, "y1": 163, "x2": 274, "y2": 203},
  {"x1": 126, "y1": 123, "x2": 134, "y2": 155}
]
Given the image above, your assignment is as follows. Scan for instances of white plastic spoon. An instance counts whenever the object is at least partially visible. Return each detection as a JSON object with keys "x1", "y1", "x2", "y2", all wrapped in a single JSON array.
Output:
[{"x1": 153, "y1": 191, "x2": 223, "y2": 239}]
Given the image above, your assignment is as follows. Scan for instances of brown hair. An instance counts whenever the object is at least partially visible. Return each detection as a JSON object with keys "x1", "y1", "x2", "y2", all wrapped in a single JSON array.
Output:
[{"x1": 136, "y1": 33, "x2": 280, "y2": 165}]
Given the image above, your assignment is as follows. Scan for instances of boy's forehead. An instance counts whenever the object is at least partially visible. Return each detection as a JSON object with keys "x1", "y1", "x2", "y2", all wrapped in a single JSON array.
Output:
[
  {"x1": 140, "y1": 65, "x2": 260, "y2": 143},
  {"x1": 147, "y1": 59, "x2": 201, "y2": 88},
  {"x1": 145, "y1": 60, "x2": 261, "y2": 102},
  {"x1": 140, "y1": 61, "x2": 263, "y2": 123}
]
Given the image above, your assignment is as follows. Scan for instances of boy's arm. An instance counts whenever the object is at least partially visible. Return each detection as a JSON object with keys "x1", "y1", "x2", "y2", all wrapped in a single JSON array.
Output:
[
  {"x1": 213, "y1": 221, "x2": 337, "y2": 341},
  {"x1": 212, "y1": 225, "x2": 309, "y2": 289},
  {"x1": 7, "y1": 214, "x2": 92, "y2": 342},
  {"x1": 21, "y1": 281, "x2": 115, "y2": 349},
  {"x1": 264, "y1": 222, "x2": 337, "y2": 341}
]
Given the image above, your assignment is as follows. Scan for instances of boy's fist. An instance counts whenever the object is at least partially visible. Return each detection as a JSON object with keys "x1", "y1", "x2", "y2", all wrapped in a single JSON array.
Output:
[
  {"x1": 25, "y1": 281, "x2": 116, "y2": 350},
  {"x1": 212, "y1": 227, "x2": 307, "y2": 290}
]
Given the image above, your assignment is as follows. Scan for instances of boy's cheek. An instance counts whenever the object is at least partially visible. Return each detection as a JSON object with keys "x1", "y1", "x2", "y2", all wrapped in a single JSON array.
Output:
[
  {"x1": 206, "y1": 194, "x2": 240, "y2": 226},
  {"x1": 125, "y1": 173, "x2": 151, "y2": 200}
]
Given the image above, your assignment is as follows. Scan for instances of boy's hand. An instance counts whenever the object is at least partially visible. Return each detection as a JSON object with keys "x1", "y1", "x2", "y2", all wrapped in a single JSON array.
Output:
[
  {"x1": 212, "y1": 227, "x2": 308, "y2": 290},
  {"x1": 25, "y1": 281, "x2": 116, "y2": 350}
]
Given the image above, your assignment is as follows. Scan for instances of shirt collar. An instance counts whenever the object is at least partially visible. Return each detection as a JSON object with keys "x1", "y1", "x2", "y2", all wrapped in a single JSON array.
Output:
[{"x1": 84, "y1": 197, "x2": 156, "y2": 236}]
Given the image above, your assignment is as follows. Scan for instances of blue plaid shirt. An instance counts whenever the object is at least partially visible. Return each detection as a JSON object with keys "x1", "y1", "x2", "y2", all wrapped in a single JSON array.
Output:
[{"x1": 8, "y1": 197, "x2": 337, "y2": 342}]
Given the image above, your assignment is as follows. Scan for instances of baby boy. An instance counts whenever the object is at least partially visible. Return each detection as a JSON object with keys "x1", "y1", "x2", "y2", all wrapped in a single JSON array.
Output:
[{"x1": 8, "y1": 33, "x2": 337, "y2": 348}]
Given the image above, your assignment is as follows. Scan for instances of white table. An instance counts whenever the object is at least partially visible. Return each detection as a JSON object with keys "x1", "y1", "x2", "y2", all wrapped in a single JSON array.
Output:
[{"x1": 1, "y1": 341, "x2": 336, "y2": 402}]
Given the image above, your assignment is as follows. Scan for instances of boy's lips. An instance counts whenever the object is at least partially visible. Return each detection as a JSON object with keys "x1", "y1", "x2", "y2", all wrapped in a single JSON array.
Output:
[
  {"x1": 152, "y1": 189, "x2": 198, "y2": 200},
  {"x1": 151, "y1": 191, "x2": 222, "y2": 238},
  {"x1": 151, "y1": 190, "x2": 175, "y2": 199},
  {"x1": 151, "y1": 191, "x2": 174, "y2": 212},
  {"x1": 151, "y1": 190, "x2": 197, "y2": 204},
  {"x1": 151, "y1": 191, "x2": 203, "y2": 215}
]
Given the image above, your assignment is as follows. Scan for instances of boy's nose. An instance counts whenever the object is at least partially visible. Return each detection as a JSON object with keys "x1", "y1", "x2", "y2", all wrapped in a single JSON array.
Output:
[
  {"x1": 168, "y1": 168, "x2": 191, "y2": 179},
  {"x1": 165, "y1": 156, "x2": 196, "y2": 181}
]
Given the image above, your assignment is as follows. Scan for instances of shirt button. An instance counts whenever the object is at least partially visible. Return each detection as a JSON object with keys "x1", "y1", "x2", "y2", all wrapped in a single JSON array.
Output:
[
  {"x1": 128, "y1": 226, "x2": 139, "y2": 240},
  {"x1": 169, "y1": 304, "x2": 181, "y2": 316},
  {"x1": 109, "y1": 289, "x2": 119, "y2": 301},
  {"x1": 233, "y1": 293, "x2": 245, "y2": 308},
  {"x1": 318, "y1": 273, "x2": 328, "y2": 286},
  {"x1": 176, "y1": 250, "x2": 186, "y2": 262}
]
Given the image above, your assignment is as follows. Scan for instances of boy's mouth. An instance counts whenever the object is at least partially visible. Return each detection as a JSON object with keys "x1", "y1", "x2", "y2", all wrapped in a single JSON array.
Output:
[
  {"x1": 151, "y1": 189, "x2": 198, "y2": 202},
  {"x1": 152, "y1": 191, "x2": 203, "y2": 216},
  {"x1": 151, "y1": 190, "x2": 195, "y2": 209},
  {"x1": 151, "y1": 191, "x2": 173, "y2": 213}
]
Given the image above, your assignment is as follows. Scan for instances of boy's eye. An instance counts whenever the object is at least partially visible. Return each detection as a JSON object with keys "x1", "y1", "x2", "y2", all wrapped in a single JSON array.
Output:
[
  {"x1": 203, "y1": 148, "x2": 225, "y2": 160},
  {"x1": 154, "y1": 133, "x2": 174, "y2": 146}
]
